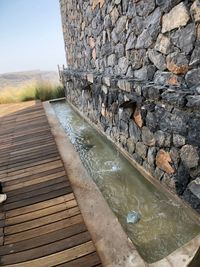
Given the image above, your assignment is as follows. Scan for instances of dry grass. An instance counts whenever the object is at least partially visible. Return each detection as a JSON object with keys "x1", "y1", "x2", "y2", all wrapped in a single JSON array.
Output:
[{"x1": 0, "y1": 81, "x2": 65, "y2": 104}]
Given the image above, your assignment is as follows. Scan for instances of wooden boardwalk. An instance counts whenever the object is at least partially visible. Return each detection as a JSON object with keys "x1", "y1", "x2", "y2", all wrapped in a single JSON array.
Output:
[{"x1": 0, "y1": 101, "x2": 102, "y2": 266}]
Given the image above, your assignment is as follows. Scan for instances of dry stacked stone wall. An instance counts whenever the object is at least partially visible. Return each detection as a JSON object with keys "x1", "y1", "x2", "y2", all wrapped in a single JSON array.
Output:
[{"x1": 60, "y1": 0, "x2": 200, "y2": 212}]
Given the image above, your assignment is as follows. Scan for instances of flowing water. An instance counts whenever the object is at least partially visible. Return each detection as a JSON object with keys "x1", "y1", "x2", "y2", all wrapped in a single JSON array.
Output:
[{"x1": 52, "y1": 101, "x2": 200, "y2": 263}]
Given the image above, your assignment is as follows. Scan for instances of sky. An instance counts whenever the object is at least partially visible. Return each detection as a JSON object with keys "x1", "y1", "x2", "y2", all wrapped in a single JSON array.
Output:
[{"x1": 0, "y1": 0, "x2": 66, "y2": 74}]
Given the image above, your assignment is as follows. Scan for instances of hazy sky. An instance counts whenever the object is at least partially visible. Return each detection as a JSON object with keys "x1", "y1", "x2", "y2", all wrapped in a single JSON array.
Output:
[{"x1": 0, "y1": 0, "x2": 66, "y2": 74}]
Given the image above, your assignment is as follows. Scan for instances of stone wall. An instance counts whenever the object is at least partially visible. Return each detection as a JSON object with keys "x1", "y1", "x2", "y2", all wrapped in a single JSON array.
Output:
[{"x1": 60, "y1": 0, "x2": 200, "y2": 212}]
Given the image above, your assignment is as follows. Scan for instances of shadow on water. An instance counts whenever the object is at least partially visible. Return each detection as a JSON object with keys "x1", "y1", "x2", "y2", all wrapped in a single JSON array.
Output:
[{"x1": 52, "y1": 101, "x2": 200, "y2": 263}]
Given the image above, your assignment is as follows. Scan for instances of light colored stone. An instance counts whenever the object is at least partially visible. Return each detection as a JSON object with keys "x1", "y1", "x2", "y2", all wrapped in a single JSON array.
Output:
[
  {"x1": 92, "y1": 48, "x2": 96, "y2": 60},
  {"x1": 190, "y1": 0, "x2": 200, "y2": 22},
  {"x1": 107, "y1": 54, "x2": 116, "y2": 66},
  {"x1": 115, "y1": 16, "x2": 127, "y2": 34},
  {"x1": 148, "y1": 49, "x2": 166, "y2": 71},
  {"x1": 101, "y1": 85, "x2": 108, "y2": 94},
  {"x1": 118, "y1": 57, "x2": 129, "y2": 75},
  {"x1": 156, "y1": 149, "x2": 175, "y2": 174},
  {"x1": 110, "y1": 7, "x2": 119, "y2": 25},
  {"x1": 188, "y1": 177, "x2": 200, "y2": 199},
  {"x1": 117, "y1": 80, "x2": 131, "y2": 92},
  {"x1": 87, "y1": 74, "x2": 94, "y2": 83},
  {"x1": 180, "y1": 145, "x2": 199, "y2": 169},
  {"x1": 103, "y1": 77, "x2": 111, "y2": 87},
  {"x1": 92, "y1": 0, "x2": 105, "y2": 9},
  {"x1": 155, "y1": 34, "x2": 172, "y2": 55},
  {"x1": 162, "y1": 2, "x2": 190, "y2": 33}
]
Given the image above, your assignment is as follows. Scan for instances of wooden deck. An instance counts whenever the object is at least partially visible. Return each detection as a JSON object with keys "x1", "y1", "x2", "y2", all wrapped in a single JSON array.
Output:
[{"x1": 0, "y1": 101, "x2": 102, "y2": 266}]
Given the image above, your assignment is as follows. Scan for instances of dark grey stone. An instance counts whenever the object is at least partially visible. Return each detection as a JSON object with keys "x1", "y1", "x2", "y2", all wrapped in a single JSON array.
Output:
[
  {"x1": 115, "y1": 15, "x2": 127, "y2": 34},
  {"x1": 188, "y1": 180, "x2": 200, "y2": 200},
  {"x1": 166, "y1": 52, "x2": 189, "y2": 75},
  {"x1": 144, "y1": 7, "x2": 161, "y2": 39},
  {"x1": 183, "y1": 177, "x2": 200, "y2": 211},
  {"x1": 107, "y1": 54, "x2": 117, "y2": 67},
  {"x1": 104, "y1": 14, "x2": 112, "y2": 28},
  {"x1": 136, "y1": 142, "x2": 147, "y2": 159},
  {"x1": 135, "y1": 29, "x2": 154, "y2": 49},
  {"x1": 134, "y1": 65, "x2": 156, "y2": 81},
  {"x1": 170, "y1": 23, "x2": 196, "y2": 54},
  {"x1": 135, "y1": 0, "x2": 155, "y2": 17},
  {"x1": 190, "y1": 46, "x2": 200, "y2": 67},
  {"x1": 188, "y1": 116, "x2": 200, "y2": 147},
  {"x1": 154, "y1": 130, "x2": 171, "y2": 147},
  {"x1": 132, "y1": 152, "x2": 143, "y2": 165},
  {"x1": 156, "y1": 0, "x2": 181, "y2": 13},
  {"x1": 173, "y1": 134, "x2": 185, "y2": 147},
  {"x1": 142, "y1": 85, "x2": 163, "y2": 100},
  {"x1": 129, "y1": 120, "x2": 141, "y2": 142},
  {"x1": 115, "y1": 43, "x2": 125, "y2": 57},
  {"x1": 175, "y1": 162, "x2": 190, "y2": 195},
  {"x1": 148, "y1": 49, "x2": 166, "y2": 71},
  {"x1": 180, "y1": 145, "x2": 199, "y2": 169},
  {"x1": 126, "y1": 32, "x2": 136, "y2": 50},
  {"x1": 170, "y1": 147, "x2": 180, "y2": 168},
  {"x1": 154, "y1": 71, "x2": 182, "y2": 86},
  {"x1": 126, "y1": 49, "x2": 148, "y2": 70},
  {"x1": 147, "y1": 147, "x2": 157, "y2": 166},
  {"x1": 161, "y1": 90, "x2": 187, "y2": 108},
  {"x1": 142, "y1": 126, "x2": 155, "y2": 146},
  {"x1": 185, "y1": 69, "x2": 200, "y2": 88},
  {"x1": 186, "y1": 95, "x2": 200, "y2": 108},
  {"x1": 154, "y1": 167, "x2": 164, "y2": 180},
  {"x1": 127, "y1": 137, "x2": 135, "y2": 154}
]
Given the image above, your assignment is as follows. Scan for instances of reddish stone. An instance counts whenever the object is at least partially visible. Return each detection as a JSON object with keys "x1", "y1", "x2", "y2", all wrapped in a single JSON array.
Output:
[
  {"x1": 156, "y1": 149, "x2": 175, "y2": 174},
  {"x1": 134, "y1": 108, "x2": 143, "y2": 128}
]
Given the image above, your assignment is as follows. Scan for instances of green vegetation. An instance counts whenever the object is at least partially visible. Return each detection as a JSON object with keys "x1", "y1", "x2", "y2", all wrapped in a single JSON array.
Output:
[{"x1": 0, "y1": 81, "x2": 65, "y2": 104}]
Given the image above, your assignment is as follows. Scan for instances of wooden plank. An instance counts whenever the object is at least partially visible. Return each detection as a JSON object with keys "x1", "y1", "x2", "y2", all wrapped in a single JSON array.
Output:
[
  {"x1": 4, "y1": 187, "x2": 73, "y2": 211},
  {"x1": 4, "y1": 214, "x2": 83, "y2": 244},
  {"x1": 4, "y1": 173, "x2": 67, "y2": 192},
  {"x1": 0, "y1": 222, "x2": 87, "y2": 255},
  {"x1": 5, "y1": 180, "x2": 70, "y2": 203},
  {"x1": 1, "y1": 231, "x2": 91, "y2": 265},
  {"x1": 6, "y1": 199, "x2": 77, "y2": 225},
  {"x1": 6, "y1": 194, "x2": 75, "y2": 218},
  {"x1": 5, "y1": 206, "x2": 80, "y2": 234},
  {"x1": 0, "y1": 102, "x2": 102, "y2": 267},
  {"x1": 3, "y1": 241, "x2": 96, "y2": 267},
  {"x1": 6, "y1": 175, "x2": 66, "y2": 196},
  {"x1": 56, "y1": 252, "x2": 101, "y2": 267}
]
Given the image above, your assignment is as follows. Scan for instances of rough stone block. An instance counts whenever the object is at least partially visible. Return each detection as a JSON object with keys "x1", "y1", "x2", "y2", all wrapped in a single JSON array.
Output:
[
  {"x1": 170, "y1": 23, "x2": 196, "y2": 54},
  {"x1": 166, "y1": 52, "x2": 189, "y2": 75},
  {"x1": 156, "y1": 149, "x2": 175, "y2": 174},
  {"x1": 136, "y1": 142, "x2": 147, "y2": 159},
  {"x1": 142, "y1": 126, "x2": 155, "y2": 146},
  {"x1": 155, "y1": 34, "x2": 172, "y2": 55},
  {"x1": 148, "y1": 49, "x2": 166, "y2": 71},
  {"x1": 162, "y1": 2, "x2": 190, "y2": 33},
  {"x1": 180, "y1": 145, "x2": 199, "y2": 169},
  {"x1": 190, "y1": 0, "x2": 200, "y2": 22}
]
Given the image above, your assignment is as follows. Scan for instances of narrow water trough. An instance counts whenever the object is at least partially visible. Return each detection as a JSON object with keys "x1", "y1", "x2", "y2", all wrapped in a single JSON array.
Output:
[{"x1": 44, "y1": 99, "x2": 200, "y2": 266}]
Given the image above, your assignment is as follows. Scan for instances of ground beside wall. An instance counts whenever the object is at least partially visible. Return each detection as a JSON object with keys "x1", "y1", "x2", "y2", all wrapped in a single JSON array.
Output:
[{"x1": 60, "y1": 0, "x2": 200, "y2": 212}]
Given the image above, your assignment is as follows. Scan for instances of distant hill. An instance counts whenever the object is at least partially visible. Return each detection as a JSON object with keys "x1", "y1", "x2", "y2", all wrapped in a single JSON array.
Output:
[{"x1": 0, "y1": 70, "x2": 60, "y2": 90}]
